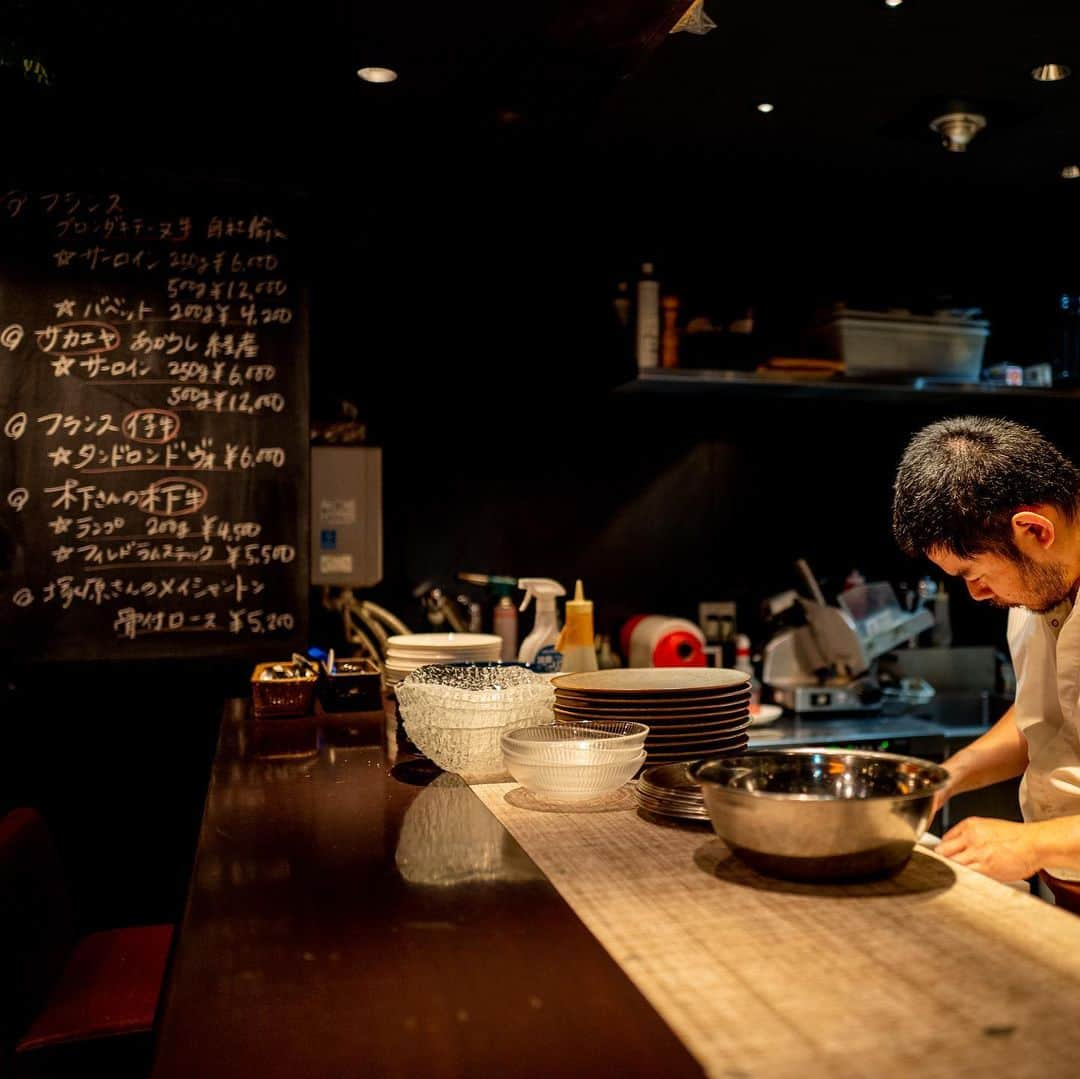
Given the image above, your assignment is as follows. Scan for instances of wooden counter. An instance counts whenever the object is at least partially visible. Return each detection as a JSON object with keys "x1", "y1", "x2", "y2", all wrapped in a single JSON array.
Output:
[
  {"x1": 153, "y1": 701, "x2": 1080, "y2": 1078},
  {"x1": 150, "y1": 702, "x2": 703, "y2": 1078}
]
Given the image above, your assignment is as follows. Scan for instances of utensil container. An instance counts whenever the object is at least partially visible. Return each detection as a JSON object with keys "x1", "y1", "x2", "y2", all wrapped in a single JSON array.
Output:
[
  {"x1": 250, "y1": 662, "x2": 318, "y2": 718},
  {"x1": 815, "y1": 308, "x2": 989, "y2": 379}
]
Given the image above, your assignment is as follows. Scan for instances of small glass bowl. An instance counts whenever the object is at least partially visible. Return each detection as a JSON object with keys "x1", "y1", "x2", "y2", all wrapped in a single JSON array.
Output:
[
  {"x1": 502, "y1": 741, "x2": 645, "y2": 767},
  {"x1": 505, "y1": 751, "x2": 647, "y2": 802},
  {"x1": 502, "y1": 721, "x2": 648, "y2": 759}
]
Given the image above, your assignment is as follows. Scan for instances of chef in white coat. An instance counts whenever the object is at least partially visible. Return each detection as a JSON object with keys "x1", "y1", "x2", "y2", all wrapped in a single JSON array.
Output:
[{"x1": 893, "y1": 415, "x2": 1080, "y2": 910}]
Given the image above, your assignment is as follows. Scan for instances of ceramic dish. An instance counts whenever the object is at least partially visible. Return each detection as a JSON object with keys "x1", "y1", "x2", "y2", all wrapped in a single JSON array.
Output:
[
  {"x1": 552, "y1": 668, "x2": 750, "y2": 695},
  {"x1": 553, "y1": 688, "x2": 751, "y2": 708},
  {"x1": 748, "y1": 703, "x2": 783, "y2": 727},
  {"x1": 551, "y1": 695, "x2": 751, "y2": 719},
  {"x1": 552, "y1": 704, "x2": 747, "y2": 721}
]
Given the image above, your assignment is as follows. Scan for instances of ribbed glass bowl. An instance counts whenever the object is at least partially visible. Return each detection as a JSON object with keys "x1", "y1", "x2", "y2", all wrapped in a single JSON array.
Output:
[
  {"x1": 502, "y1": 741, "x2": 645, "y2": 766},
  {"x1": 396, "y1": 664, "x2": 555, "y2": 777},
  {"x1": 505, "y1": 751, "x2": 647, "y2": 802},
  {"x1": 501, "y1": 721, "x2": 648, "y2": 762}
]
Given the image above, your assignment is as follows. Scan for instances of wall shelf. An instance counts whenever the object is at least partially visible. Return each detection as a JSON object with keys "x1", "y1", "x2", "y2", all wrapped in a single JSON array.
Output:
[{"x1": 615, "y1": 368, "x2": 1080, "y2": 405}]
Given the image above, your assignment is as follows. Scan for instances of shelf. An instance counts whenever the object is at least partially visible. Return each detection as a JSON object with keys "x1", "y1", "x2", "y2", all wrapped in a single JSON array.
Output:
[{"x1": 615, "y1": 368, "x2": 1080, "y2": 404}]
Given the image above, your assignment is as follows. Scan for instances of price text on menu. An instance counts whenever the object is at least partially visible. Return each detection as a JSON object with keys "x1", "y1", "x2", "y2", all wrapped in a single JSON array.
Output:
[{"x1": 0, "y1": 189, "x2": 309, "y2": 661}]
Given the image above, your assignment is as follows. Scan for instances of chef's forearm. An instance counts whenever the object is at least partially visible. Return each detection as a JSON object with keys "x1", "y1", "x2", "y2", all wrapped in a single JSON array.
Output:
[
  {"x1": 943, "y1": 706, "x2": 1028, "y2": 797},
  {"x1": 1031, "y1": 816, "x2": 1080, "y2": 872}
]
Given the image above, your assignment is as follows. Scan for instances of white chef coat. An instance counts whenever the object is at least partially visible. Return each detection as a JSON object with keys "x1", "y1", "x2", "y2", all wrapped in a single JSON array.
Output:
[{"x1": 1008, "y1": 599, "x2": 1080, "y2": 881}]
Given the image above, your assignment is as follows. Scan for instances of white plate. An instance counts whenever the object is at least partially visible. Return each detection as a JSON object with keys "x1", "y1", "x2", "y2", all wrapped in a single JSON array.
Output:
[
  {"x1": 748, "y1": 703, "x2": 783, "y2": 727},
  {"x1": 386, "y1": 633, "x2": 503, "y2": 650}
]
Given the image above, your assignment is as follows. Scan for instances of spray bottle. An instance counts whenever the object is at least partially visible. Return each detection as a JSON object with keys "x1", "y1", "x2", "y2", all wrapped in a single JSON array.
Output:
[
  {"x1": 556, "y1": 579, "x2": 598, "y2": 674},
  {"x1": 517, "y1": 577, "x2": 566, "y2": 672}
]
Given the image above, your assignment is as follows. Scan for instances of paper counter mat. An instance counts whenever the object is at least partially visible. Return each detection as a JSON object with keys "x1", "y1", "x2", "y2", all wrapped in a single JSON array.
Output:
[{"x1": 470, "y1": 782, "x2": 1080, "y2": 1079}]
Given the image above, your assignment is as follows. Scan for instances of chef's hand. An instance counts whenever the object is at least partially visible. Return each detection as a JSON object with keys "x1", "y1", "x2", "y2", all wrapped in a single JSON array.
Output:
[
  {"x1": 927, "y1": 786, "x2": 948, "y2": 826},
  {"x1": 936, "y1": 817, "x2": 1041, "y2": 882}
]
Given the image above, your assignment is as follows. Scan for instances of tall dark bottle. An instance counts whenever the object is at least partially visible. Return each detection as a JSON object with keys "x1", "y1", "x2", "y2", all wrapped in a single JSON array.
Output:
[{"x1": 1052, "y1": 291, "x2": 1080, "y2": 385}]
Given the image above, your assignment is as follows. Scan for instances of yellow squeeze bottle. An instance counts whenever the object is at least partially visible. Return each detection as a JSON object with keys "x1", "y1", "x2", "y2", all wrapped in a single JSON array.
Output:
[{"x1": 556, "y1": 579, "x2": 598, "y2": 674}]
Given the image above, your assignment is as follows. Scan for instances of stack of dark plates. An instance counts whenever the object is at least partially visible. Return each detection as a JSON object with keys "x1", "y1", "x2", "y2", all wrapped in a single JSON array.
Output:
[
  {"x1": 550, "y1": 668, "x2": 751, "y2": 765},
  {"x1": 635, "y1": 762, "x2": 710, "y2": 823}
]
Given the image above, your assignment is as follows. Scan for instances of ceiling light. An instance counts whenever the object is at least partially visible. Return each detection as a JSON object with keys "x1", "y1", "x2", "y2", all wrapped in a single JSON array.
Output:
[
  {"x1": 756, "y1": 102, "x2": 774, "y2": 114},
  {"x1": 1062, "y1": 165, "x2": 1080, "y2": 180},
  {"x1": 357, "y1": 67, "x2": 398, "y2": 84},
  {"x1": 929, "y1": 111, "x2": 987, "y2": 152},
  {"x1": 1032, "y1": 63, "x2": 1071, "y2": 82},
  {"x1": 885, "y1": 0, "x2": 903, "y2": 7}
]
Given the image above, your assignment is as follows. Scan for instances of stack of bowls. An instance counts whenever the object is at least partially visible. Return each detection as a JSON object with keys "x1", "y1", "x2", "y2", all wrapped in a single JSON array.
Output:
[
  {"x1": 384, "y1": 633, "x2": 503, "y2": 688},
  {"x1": 500, "y1": 721, "x2": 647, "y2": 802},
  {"x1": 395, "y1": 663, "x2": 554, "y2": 779},
  {"x1": 551, "y1": 668, "x2": 752, "y2": 765}
]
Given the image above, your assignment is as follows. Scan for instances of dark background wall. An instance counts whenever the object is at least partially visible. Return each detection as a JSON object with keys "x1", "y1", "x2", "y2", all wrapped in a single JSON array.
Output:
[
  {"x1": 6, "y1": 1, "x2": 1080, "y2": 935},
  {"x1": 310, "y1": 127, "x2": 1080, "y2": 660}
]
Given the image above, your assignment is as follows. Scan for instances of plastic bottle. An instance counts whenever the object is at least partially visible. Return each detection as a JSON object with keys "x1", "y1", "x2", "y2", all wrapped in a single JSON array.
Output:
[
  {"x1": 930, "y1": 584, "x2": 953, "y2": 647},
  {"x1": 517, "y1": 577, "x2": 566, "y2": 671},
  {"x1": 613, "y1": 280, "x2": 631, "y2": 328},
  {"x1": 492, "y1": 581, "x2": 519, "y2": 661},
  {"x1": 595, "y1": 634, "x2": 622, "y2": 669},
  {"x1": 555, "y1": 580, "x2": 598, "y2": 674},
  {"x1": 734, "y1": 632, "x2": 761, "y2": 709},
  {"x1": 635, "y1": 261, "x2": 660, "y2": 370},
  {"x1": 661, "y1": 294, "x2": 680, "y2": 368}
]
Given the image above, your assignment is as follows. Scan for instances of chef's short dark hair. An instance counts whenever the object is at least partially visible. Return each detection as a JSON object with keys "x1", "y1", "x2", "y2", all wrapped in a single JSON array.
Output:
[{"x1": 893, "y1": 416, "x2": 1080, "y2": 559}]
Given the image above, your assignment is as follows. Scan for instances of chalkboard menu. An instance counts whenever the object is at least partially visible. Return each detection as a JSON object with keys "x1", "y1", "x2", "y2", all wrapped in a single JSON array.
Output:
[{"x1": 0, "y1": 188, "x2": 308, "y2": 662}]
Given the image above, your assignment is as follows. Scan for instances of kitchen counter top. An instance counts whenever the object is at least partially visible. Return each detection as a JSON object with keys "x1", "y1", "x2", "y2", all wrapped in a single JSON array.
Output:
[
  {"x1": 153, "y1": 699, "x2": 1079, "y2": 1079},
  {"x1": 749, "y1": 713, "x2": 945, "y2": 748},
  {"x1": 150, "y1": 702, "x2": 703, "y2": 1079},
  {"x1": 748, "y1": 695, "x2": 1009, "y2": 750}
]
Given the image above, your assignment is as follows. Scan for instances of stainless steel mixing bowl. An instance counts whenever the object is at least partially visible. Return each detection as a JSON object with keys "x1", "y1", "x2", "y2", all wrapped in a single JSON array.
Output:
[{"x1": 690, "y1": 749, "x2": 950, "y2": 881}]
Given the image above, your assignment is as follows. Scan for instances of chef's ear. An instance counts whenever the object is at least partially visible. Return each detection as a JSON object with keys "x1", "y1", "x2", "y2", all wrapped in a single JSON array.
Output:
[{"x1": 1011, "y1": 509, "x2": 1056, "y2": 551}]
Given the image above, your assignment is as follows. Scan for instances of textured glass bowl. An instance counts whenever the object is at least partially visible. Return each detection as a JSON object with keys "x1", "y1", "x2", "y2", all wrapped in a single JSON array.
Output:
[
  {"x1": 396, "y1": 664, "x2": 555, "y2": 777},
  {"x1": 505, "y1": 751, "x2": 647, "y2": 802},
  {"x1": 502, "y1": 721, "x2": 648, "y2": 759}
]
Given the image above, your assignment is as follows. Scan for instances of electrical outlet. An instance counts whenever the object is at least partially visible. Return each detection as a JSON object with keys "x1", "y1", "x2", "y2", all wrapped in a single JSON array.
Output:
[{"x1": 698, "y1": 601, "x2": 736, "y2": 642}]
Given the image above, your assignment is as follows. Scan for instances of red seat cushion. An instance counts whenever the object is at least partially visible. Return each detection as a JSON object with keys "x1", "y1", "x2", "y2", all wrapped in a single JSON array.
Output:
[{"x1": 16, "y1": 924, "x2": 173, "y2": 1052}]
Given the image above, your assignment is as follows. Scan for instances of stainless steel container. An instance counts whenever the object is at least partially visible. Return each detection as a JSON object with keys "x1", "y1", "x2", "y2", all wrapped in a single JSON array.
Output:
[{"x1": 690, "y1": 749, "x2": 950, "y2": 881}]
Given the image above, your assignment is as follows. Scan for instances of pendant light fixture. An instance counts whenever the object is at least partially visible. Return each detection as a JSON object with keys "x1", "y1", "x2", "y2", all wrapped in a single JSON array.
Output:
[{"x1": 929, "y1": 111, "x2": 987, "y2": 152}]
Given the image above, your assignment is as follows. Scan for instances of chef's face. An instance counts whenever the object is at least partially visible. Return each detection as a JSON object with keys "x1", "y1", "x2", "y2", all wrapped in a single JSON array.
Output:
[{"x1": 928, "y1": 546, "x2": 1071, "y2": 614}]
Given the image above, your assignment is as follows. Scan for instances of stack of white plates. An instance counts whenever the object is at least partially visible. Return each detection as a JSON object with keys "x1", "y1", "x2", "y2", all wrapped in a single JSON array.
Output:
[
  {"x1": 550, "y1": 667, "x2": 752, "y2": 765},
  {"x1": 383, "y1": 633, "x2": 503, "y2": 686}
]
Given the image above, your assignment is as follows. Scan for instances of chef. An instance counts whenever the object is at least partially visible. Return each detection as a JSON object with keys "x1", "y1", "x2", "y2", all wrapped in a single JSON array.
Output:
[{"x1": 893, "y1": 415, "x2": 1080, "y2": 911}]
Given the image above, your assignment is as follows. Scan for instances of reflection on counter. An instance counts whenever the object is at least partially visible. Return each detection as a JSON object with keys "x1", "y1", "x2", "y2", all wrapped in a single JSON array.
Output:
[{"x1": 395, "y1": 773, "x2": 544, "y2": 886}]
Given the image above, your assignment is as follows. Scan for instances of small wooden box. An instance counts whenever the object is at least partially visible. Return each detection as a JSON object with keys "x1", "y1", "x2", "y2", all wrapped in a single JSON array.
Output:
[
  {"x1": 250, "y1": 662, "x2": 318, "y2": 719},
  {"x1": 319, "y1": 657, "x2": 382, "y2": 712}
]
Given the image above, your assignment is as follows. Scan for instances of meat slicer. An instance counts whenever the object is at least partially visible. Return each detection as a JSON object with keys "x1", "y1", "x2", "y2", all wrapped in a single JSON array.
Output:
[{"x1": 762, "y1": 579, "x2": 934, "y2": 714}]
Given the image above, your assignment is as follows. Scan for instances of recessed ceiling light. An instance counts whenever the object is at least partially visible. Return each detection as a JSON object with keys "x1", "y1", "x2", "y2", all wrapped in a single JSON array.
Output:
[
  {"x1": 885, "y1": 0, "x2": 903, "y2": 7},
  {"x1": 1032, "y1": 63, "x2": 1071, "y2": 82},
  {"x1": 357, "y1": 67, "x2": 398, "y2": 84},
  {"x1": 1062, "y1": 165, "x2": 1080, "y2": 179},
  {"x1": 756, "y1": 102, "x2": 774, "y2": 114}
]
